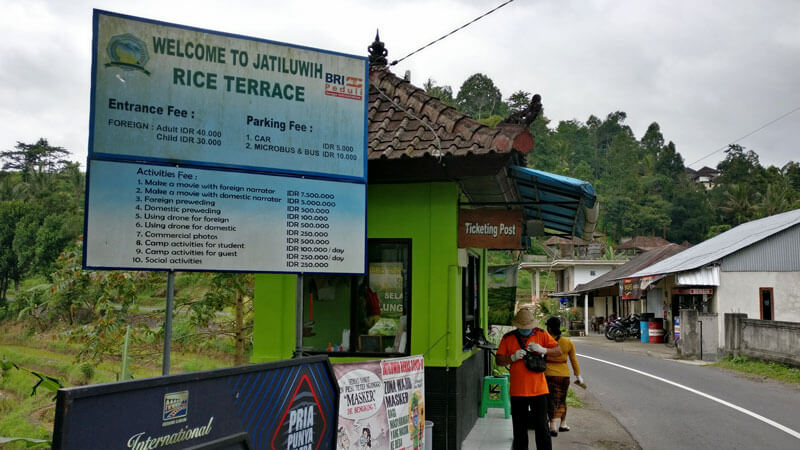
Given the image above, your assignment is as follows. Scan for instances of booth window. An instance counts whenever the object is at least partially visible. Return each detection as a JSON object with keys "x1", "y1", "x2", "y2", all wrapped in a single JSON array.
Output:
[
  {"x1": 462, "y1": 252, "x2": 480, "y2": 349},
  {"x1": 301, "y1": 239, "x2": 410, "y2": 355}
]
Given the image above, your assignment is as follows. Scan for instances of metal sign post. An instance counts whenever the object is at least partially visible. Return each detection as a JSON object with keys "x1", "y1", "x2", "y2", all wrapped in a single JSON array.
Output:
[
  {"x1": 162, "y1": 270, "x2": 175, "y2": 375},
  {"x1": 295, "y1": 273, "x2": 304, "y2": 358}
]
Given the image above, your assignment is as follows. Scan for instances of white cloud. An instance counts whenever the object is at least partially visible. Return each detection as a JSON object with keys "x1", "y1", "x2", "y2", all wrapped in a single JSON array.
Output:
[{"x1": 1, "y1": 0, "x2": 799, "y2": 169}]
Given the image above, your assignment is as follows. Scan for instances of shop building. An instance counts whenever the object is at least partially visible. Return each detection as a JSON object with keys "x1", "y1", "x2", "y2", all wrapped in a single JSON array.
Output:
[
  {"x1": 627, "y1": 209, "x2": 800, "y2": 358},
  {"x1": 563, "y1": 243, "x2": 688, "y2": 334}
]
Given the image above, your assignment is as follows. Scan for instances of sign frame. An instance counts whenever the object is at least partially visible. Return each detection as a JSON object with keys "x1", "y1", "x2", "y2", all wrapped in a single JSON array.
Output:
[{"x1": 84, "y1": 10, "x2": 370, "y2": 275}]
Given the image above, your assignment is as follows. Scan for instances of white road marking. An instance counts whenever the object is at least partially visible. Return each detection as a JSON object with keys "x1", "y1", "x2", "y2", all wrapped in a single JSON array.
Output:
[{"x1": 577, "y1": 353, "x2": 800, "y2": 440}]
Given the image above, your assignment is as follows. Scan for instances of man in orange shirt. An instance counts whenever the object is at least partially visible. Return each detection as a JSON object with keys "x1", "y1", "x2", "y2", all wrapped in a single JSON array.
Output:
[{"x1": 496, "y1": 308, "x2": 562, "y2": 450}]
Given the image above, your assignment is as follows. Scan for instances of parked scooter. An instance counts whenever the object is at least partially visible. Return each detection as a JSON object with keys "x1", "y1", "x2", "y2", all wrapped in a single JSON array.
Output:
[{"x1": 604, "y1": 314, "x2": 641, "y2": 341}]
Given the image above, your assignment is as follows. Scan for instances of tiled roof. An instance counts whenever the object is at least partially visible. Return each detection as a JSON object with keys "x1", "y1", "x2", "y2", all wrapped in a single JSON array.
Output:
[
  {"x1": 368, "y1": 68, "x2": 534, "y2": 161},
  {"x1": 615, "y1": 236, "x2": 672, "y2": 251},
  {"x1": 569, "y1": 243, "x2": 688, "y2": 294},
  {"x1": 544, "y1": 236, "x2": 588, "y2": 246}
]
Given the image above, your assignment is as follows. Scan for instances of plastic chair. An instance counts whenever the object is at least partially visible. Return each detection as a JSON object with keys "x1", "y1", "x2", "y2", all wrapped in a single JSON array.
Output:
[{"x1": 480, "y1": 375, "x2": 510, "y2": 418}]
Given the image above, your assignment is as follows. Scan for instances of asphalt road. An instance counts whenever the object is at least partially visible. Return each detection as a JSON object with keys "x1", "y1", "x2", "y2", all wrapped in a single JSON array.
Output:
[{"x1": 575, "y1": 341, "x2": 800, "y2": 450}]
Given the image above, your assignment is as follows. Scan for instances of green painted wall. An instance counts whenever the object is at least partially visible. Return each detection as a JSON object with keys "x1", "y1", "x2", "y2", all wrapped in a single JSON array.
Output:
[{"x1": 253, "y1": 182, "x2": 486, "y2": 367}]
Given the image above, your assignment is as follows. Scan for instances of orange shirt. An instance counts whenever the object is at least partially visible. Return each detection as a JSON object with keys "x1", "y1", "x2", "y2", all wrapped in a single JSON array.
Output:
[{"x1": 497, "y1": 329, "x2": 559, "y2": 396}]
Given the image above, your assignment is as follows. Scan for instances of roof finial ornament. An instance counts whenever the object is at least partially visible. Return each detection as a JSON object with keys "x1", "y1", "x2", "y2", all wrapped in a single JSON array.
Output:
[
  {"x1": 501, "y1": 94, "x2": 543, "y2": 127},
  {"x1": 368, "y1": 29, "x2": 388, "y2": 68}
]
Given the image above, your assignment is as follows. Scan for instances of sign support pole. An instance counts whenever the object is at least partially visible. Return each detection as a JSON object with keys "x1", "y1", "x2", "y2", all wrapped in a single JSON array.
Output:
[
  {"x1": 584, "y1": 293, "x2": 590, "y2": 336},
  {"x1": 294, "y1": 274, "x2": 304, "y2": 358},
  {"x1": 163, "y1": 270, "x2": 175, "y2": 375}
]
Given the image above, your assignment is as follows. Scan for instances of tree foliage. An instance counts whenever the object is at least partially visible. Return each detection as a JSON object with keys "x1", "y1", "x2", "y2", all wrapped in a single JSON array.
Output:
[
  {"x1": 1, "y1": 138, "x2": 70, "y2": 182},
  {"x1": 455, "y1": 73, "x2": 506, "y2": 119},
  {"x1": 423, "y1": 78, "x2": 455, "y2": 107},
  {"x1": 187, "y1": 273, "x2": 254, "y2": 365},
  {"x1": 442, "y1": 72, "x2": 799, "y2": 244}
]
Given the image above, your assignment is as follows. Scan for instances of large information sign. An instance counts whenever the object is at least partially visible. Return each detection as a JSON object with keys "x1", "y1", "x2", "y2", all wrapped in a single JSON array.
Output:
[
  {"x1": 53, "y1": 355, "x2": 339, "y2": 450},
  {"x1": 85, "y1": 10, "x2": 368, "y2": 274},
  {"x1": 91, "y1": 10, "x2": 367, "y2": 181},
  {"x1": 85, "y1": 159, "x2": 365, "y2": 273}
]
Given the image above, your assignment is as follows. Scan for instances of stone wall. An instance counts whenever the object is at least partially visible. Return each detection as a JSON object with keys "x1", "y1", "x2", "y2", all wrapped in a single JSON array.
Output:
[{"x1": 724, "y1": 313, "x2": 800, "y2": 367}]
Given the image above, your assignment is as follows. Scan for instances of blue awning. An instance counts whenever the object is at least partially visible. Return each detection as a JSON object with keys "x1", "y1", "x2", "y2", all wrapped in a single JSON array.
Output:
[{"x1": 509, "y1": 166, "x2": 599, "y2": 238}]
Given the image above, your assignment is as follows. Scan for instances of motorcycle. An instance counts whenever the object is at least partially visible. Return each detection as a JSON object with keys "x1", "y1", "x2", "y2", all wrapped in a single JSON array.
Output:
[{"x1": 604, "y1": 314, "x2": 641, "y2": 341}]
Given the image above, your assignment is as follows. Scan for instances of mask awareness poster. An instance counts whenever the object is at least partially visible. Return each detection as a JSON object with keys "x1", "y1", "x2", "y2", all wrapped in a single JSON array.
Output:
[{"x1": 333, "y1": 355, "x2": 426, "y2": 450}]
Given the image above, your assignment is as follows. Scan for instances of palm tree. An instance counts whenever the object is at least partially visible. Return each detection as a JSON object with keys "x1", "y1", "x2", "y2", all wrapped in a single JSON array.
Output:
[
  {"x1": 719, "y1": 184, "x2": 758, "y2": 225},
  {"x1": 757, "y1": 183, "x2": 791, "y2": 218}
]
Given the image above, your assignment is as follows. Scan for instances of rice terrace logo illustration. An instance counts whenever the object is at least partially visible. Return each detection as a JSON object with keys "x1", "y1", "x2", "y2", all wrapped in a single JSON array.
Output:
[
  {"x1": 106, "y1": 33, "x2": 151, "y2": 75},
  {"x1": 163, "y1": 391, "x2": 189, "y2": 423}
]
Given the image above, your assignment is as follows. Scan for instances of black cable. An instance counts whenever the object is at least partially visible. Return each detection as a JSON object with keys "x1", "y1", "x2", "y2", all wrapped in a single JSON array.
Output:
[
  {"x1": 688, "y1": 105, "x2": 800, "y2": 167},
  {"x1": 389, "y1": 0, "x2": 516, "y2": 66}
]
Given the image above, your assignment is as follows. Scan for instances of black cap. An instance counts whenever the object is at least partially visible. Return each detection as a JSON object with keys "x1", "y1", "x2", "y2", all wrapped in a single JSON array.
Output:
[{"x1": 546, "y1": 316, "x2": 561, "y2": 329}]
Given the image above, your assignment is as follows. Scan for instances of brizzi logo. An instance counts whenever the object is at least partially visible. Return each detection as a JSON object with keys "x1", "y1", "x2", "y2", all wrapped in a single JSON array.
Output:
[
  {"x1": 162, "y1": 391, "x2": 188, "y2": 426},
  {"x1": 271, "y1": 375, "x2": 327, "y2": 450},
  {"x1": 324, "y1": 73, "x2": 363, "y2": 100}
]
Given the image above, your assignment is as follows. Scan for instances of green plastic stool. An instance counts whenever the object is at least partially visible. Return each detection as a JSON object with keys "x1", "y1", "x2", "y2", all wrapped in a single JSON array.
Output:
[{"x1": 480, "y1": 375, "x2": 510, "y2": 418}]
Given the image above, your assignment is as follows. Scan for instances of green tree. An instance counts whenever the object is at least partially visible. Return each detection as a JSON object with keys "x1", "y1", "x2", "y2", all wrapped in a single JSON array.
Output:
[
  {"x1": 668, "y1": 184, "x2": 712, "y2": 243},
  {"x1": 507, "y1": 90, "x2": 532, "y2": 114},
  {"x1": 188, "y1": 273, "x2": 254, "y2": 365},
  {"x1": 0, "y1": 201, "x2": 25, "y2": 302},
  {"x1": 1, "y1": 138, "x2": 70, "y2": 182},
  {"x1": 715, "y1": 144, "x2": 765, "y2": 188},
  {"x1": 757, "y1": 182, "x2": 793, "y2": 218},
  {"x1": 655, "y1": 142, "x2": 686, "y2": 183},
  {"x1": 455, "y1": 73, "x2": 506, "y2": 119},
  {"x1": 782, "y1": 161, "x2": 800, "y2": 191},
  {"x1": 641, "y1": 122, "x2": 665, "y2": 154},
  {"x1": 423, "y1": 78, "x2": 455, "y2": 106},
  {"x1": 719, "y1": 184, "x2": 758, "y2": 225}
]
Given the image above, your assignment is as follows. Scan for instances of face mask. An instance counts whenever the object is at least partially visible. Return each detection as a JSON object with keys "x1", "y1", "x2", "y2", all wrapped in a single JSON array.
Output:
[{"x1": 518, "y1": 328, "x2": 532, "y2": 336}]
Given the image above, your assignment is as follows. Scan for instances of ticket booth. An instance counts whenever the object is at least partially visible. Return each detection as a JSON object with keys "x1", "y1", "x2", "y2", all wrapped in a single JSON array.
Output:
[{"x1": 252, "y1": 39, "x2": 597, "y2": 449}]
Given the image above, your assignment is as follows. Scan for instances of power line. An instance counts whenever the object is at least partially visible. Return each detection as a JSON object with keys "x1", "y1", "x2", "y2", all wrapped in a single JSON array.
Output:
[
  {"x1": 390, "y1": 0, "x2": 516, "y2": 66},
  {"x1": 688, "y1": 105, "x2": 800, "y2": 167}
]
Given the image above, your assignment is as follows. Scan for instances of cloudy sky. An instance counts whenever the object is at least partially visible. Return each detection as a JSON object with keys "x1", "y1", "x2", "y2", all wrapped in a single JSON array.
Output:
[{"x1": 2, "y1": 0, "x2": 799, "y2": 170}]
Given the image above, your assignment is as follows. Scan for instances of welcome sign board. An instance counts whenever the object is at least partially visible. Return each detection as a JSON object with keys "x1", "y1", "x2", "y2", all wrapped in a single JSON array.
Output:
[{"x1": 91, "y1": 10, "x2": 368, "y2": 181}]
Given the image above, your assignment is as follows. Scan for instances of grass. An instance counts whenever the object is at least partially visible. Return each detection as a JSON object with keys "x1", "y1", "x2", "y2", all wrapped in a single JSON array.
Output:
[
  {"x1": 0, "y1": 319, "x2": 234, "y2": 448},
  {"x1": 713, "y1": 355, "x2": 800, "y2": 385},
  {"x1": 566, "y1": 387, "x2": 583, "y2": 408},
  {"x1": 0, "y1": 365, "x2": 56, "y2": 448}
]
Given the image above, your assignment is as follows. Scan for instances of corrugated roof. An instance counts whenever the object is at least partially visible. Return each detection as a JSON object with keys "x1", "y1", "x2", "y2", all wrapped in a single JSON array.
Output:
[
  {"x1": 631, "y1": 208, "x2": 800, "y2": 277},
  {"x1": 510, "y1": 166, "x2": 599, "y2": 238},
  {"x1": 569, "y1": 243, "x2": 688, "y2": 294}
]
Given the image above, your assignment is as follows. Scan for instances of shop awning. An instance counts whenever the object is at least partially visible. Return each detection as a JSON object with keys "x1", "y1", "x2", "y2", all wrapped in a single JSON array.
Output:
[
  {"x1": 509, "y1": 166, "x2": 599, "y2": 238},
  {"x1": 675, "y1": 266, "x2": 719, "y2": 286}
]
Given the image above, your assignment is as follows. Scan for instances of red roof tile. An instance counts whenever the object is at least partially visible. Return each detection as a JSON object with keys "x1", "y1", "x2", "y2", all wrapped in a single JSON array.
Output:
[
  {"x1": 368, "y1": 68, "x2": 533, "y2": 161},
  {"x1": 615, "y1": 236, "x2": 673, "y2": 251}
]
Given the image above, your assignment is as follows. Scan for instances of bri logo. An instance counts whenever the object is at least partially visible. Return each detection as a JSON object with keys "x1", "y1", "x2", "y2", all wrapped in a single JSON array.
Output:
[{"x1": 324, "y1": 73, "x2": 363, "y2": 101}]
